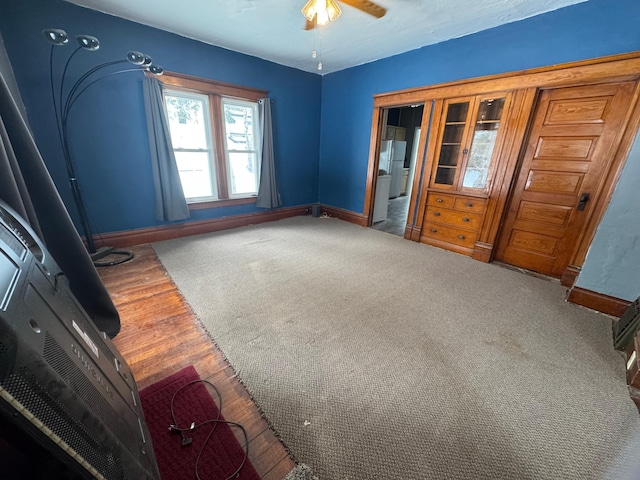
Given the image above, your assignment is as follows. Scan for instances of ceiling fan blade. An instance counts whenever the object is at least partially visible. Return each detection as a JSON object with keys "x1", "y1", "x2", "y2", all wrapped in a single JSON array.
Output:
[{"x1": 339, "y1": 0, "x2": 387, "y2": 18}]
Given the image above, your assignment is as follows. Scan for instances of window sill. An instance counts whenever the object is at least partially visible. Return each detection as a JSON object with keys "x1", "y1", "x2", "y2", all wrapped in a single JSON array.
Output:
[{"x1": 187, "y1": 196, "x2": 257, "y2": 211}]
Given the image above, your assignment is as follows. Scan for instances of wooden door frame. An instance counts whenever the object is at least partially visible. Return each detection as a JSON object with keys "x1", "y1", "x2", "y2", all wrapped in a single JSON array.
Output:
[
  {"x1": 363, "y1": 51, "x2": 640, "y2": 284},
  {"x1": 363, "y1": 107, "x2": 384, "y2": 227},
  {"x1": 363, "y1": 103, "x2": 430, "y2": 228}
]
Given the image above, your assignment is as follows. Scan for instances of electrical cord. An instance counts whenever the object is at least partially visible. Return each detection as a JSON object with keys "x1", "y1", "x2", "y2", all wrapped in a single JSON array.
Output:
[{"x1": 169, "y1": 379, "x2": 249, "y2": 480}]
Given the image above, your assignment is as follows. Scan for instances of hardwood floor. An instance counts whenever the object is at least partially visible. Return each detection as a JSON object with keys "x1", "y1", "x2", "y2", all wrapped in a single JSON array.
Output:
[{"x1": 98, "y1": 244, "x2": 296, "y2": 480}]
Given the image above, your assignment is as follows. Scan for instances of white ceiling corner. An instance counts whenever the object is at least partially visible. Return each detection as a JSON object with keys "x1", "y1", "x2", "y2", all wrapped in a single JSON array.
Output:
[{"x1": 63, "y1": 0, "x2": 589, "y2": 75}]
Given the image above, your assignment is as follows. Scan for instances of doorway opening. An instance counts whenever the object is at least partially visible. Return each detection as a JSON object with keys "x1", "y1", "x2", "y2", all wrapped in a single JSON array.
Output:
[{"x1": 371, "y1": 104, "x2": 424, "y2": 237}]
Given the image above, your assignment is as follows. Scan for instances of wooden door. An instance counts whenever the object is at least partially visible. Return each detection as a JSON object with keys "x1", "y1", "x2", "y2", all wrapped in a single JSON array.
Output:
[{"x1": 494, "y1": 81, "x2": 637, "y2": 277}]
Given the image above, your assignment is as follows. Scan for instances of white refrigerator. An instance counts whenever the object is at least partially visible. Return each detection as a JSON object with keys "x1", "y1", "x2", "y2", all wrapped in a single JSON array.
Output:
[{"x1": 379, "y1": 140, "x2": 407, "y2": 198}]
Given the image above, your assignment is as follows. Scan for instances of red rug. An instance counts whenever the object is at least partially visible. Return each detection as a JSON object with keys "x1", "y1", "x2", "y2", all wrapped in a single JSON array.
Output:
[{"x1": 139, "y1": 366, "x2": 261, "y2": 480}]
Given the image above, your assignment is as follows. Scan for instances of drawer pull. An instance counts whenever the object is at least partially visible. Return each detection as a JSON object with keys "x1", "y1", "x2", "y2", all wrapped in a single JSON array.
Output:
[
  {"x1": 458, "y1": 235, "x2": 466, "y2": 240},
  {"x1": 436, "y1": 198, "x2": 444, "y2": 203},
  {"x1": 433, "y1": 212, "x2": 441, "y2": 216},
  {"x1": 462, "y1": 217, "x2": 470, "y2": 222},
  {"x1": 465, "y1": 203, "x2": 473, "y2": 208},
  {"x1": 430, "y1": 228, "x2": 438, "y2": 233}
]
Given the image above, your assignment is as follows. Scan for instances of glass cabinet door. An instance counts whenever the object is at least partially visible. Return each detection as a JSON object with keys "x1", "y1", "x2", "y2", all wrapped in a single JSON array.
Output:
[
  {"x1": 433, "y1": 100, "x2": 472, "y2": 187},
  {"x1": 461, "y1": 97, "x2": 506, "y2": 190},
  {"x1": 430, "y1": 94, "x2": 509, "y2": 192}
]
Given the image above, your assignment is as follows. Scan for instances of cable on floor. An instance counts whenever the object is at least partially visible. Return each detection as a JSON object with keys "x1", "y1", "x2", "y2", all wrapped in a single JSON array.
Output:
[{"x1": 169, "y1": 379, "x2": 249, "y2": 480}]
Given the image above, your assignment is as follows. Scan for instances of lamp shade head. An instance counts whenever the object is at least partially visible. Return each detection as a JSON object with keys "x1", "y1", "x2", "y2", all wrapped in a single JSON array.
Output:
[
  {"x1": 301, "y1": 0, "x2": 341, "y2": 25},
  {"x1": 126, "y1": 51, "x2": 145, "y2": 65},
  {"x1": 147, "y1": 64, "x2": 164, "y2": 76},
  {"x1": 142, "y1": 55, "x2": 153, "y2": 67},
  {"x1": 76, "y1": 35, "x2": 100, "y2": 51},
  {"x1": 43, "y1": 29, "x2": 69, "y2": 45}
]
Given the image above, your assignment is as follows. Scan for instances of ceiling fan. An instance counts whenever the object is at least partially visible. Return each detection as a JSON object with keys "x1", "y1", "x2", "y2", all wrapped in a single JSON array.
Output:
[{"x1": 302, "y1": 0, "x2": 387, "y2": 30}]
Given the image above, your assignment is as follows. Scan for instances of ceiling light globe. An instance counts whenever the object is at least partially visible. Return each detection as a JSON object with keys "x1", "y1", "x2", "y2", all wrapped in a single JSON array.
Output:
[{"x1": 301, "y1": 0, "x2": 341, "y2": 24}]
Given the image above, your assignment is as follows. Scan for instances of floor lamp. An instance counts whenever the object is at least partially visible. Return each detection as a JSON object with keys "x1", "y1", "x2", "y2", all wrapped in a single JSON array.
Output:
[{"x1": 44, "y1": 28, "x2": 163, "y2": 267}]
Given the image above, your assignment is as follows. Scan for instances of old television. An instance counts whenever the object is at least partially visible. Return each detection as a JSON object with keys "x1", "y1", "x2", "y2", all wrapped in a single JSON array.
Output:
[{"x1": 0, "y1": 200, "x2": 160, "y2": 479}]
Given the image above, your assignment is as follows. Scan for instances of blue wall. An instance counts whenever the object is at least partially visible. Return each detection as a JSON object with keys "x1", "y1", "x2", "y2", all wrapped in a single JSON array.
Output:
[
  {"x1": 318, "y1": 0, "x2": 640, "y2": 301},
  {"x1": 575, "y1": 131, "x2": 640, "y2": 301},
  {"x1": 0, "y1": 0, "x2": 321, "y2": 233},
  {"x1": 319, "y1": 0, "x2": 640, "y2": 211},
  {"x1": 2, "y1": 0, "x2": 639, "y2": 300}
]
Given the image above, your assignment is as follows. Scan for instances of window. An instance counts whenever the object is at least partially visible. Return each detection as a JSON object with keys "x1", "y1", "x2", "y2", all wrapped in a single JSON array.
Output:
[
  {"x1": 164, "y1": 90, "x2": 217, "y2": 200},
  {"x1": 221, "y1": 99, "x2": 260, "y2": 197},
  {"x1": 160, "y1": 72, "x2": 266, "y2": 208}
]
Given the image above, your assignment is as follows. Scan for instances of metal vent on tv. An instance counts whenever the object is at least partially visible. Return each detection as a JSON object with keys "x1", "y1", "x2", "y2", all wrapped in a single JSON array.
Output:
[
  {"x1": 2, "y1": 367, "x2": 121, "y2": 478},
  {"x1": 0, "y1": 223, "x2": 26, "y2": 260},
  {"x1": 43, "y1": 332, "x2": 141, "y2": 450}
]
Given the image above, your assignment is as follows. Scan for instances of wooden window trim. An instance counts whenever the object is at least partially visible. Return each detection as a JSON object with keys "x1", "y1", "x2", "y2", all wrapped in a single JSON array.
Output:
[
  {"x1": 209, "y1": 94, "x2": 229, "y2": 199},
  {"x1": 156, "y1": 72, "x2": 268, "y2": 208},
  {"x1": 158, "y1": 71, "x2": 267, "y2": 101},
  {"x1": 188, "y1": 196, "x2": 257, "y2": 211}
]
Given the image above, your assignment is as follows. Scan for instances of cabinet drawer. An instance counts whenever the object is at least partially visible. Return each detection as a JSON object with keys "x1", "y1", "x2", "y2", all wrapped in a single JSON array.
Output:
[
  {"x1": 423, "y1": 222, "x2": 477, "y2": 249},
  {"x1": 454, "y1": 197, "x2": 486, "y2": 213},
  {"x1": 426, "y1": 208, "x2": 483, "y2": 230},
  {"x1": 427, "y1": 193, "x2": 455, "y2": 209}
]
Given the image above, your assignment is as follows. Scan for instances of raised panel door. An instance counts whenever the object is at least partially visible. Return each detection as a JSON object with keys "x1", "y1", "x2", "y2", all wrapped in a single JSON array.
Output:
[{"x1": 494, "y1": 81, "x2": 637, "y2": 277}]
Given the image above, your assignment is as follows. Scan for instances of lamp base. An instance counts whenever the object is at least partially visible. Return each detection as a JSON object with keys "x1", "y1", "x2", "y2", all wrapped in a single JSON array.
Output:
[{"x1": 90, "y1": 246, "x2": 134, "y2": 267}]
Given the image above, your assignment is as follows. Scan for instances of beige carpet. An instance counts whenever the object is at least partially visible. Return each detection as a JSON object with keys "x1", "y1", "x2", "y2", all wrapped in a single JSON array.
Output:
[{"x1": 153, "y1": 216, "x2": 640, "y2": 480}]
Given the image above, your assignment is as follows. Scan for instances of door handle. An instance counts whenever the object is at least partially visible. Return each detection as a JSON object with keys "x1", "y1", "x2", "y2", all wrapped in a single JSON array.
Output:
[{"x1": 577, "y1": 193, "x2": 590, "y2": 211}]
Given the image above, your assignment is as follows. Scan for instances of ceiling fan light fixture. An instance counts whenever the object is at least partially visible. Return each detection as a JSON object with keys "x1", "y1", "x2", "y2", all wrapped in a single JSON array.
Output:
[{"x1": 302, "y1": 0, "x2": 342, "y2": 26}]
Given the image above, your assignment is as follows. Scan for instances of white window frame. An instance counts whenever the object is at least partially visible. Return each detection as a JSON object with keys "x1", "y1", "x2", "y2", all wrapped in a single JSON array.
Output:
[
  {"x1": 221, "y1": 98, "x2": 261, "y2": 199},
  {"x1": 163, "y1": 89, "x2": 218, "y2": 202}
]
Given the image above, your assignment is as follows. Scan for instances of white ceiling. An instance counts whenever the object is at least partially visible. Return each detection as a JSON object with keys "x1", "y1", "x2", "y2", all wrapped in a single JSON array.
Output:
[{"x1": 64, "y1": 0, "x2": 588, "y2": 75}]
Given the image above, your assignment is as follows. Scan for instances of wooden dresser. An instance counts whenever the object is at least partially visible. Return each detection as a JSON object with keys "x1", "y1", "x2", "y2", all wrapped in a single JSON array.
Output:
[
  {"x1": 416, "y1": 93, "x2": 508, "y2": 257},
  {"x1": 421, "y1": 192, "x2": 486, "y2": 255}
]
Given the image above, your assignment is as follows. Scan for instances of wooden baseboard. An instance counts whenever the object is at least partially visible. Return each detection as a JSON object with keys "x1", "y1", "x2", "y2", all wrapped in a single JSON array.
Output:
[
  {"x1": 404, "y1": 225, "x2": 413, "y2": 240},
  {"x1": 91, "y1": 205, "x2": 312, "y2": 247},
  {"x1": 472, "y1": 242, "x2": 493, "y2": 263},
  {"x1": 628, "y1": 386, "x2": 640, "y2": 412},
  {"x1": 318, "y1": 205, "x2": 368, "y2": 226},
  {"x1": 404, "y1": 225, "x2": 421, "y2": 241},
  {"x1": 561, "y1": 265, "x2": 581, "y2": 288},
  {"x1": 566, "y1": 286, "x2": 632, "y2": 317}
]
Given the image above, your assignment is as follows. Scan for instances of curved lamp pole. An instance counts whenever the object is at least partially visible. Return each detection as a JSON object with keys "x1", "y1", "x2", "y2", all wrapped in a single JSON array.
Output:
[{"x1": 44, "y1": 29, "x2": 163, "y2": 267}]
